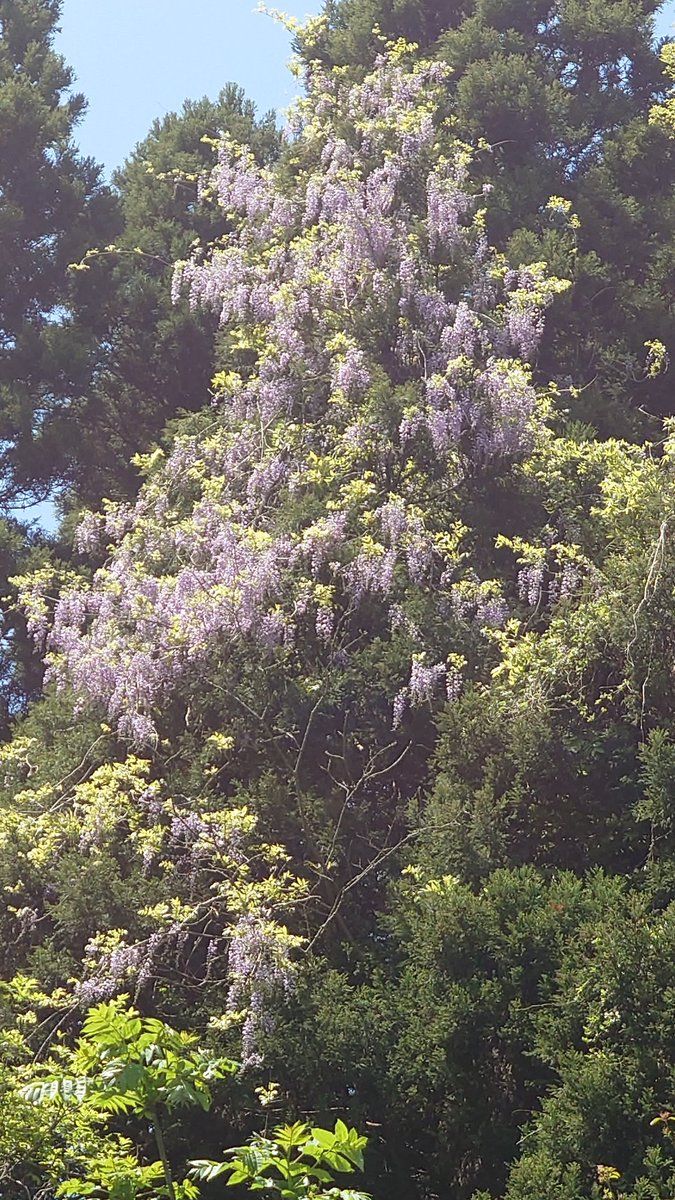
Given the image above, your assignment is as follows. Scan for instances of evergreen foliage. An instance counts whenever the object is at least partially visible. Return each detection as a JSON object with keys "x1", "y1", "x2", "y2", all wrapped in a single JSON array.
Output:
[
  {"x1": 0, "y1": 0, "x2": 117, "y2": 502},
  {"x1": 0, "y1": 0, "x2": 120, "y2": 726}
]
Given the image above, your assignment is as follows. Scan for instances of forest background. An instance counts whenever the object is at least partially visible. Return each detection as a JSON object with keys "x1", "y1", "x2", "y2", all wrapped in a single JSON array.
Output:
[{"x1": 6, "y1": 2, "x2": 675, "y2": 1200}]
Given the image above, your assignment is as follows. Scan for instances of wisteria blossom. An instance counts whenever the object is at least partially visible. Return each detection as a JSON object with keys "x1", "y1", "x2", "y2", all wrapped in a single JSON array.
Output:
[
  {"x1": 17, "y1": 46, "x2": 567, "y2": 742},
  {"x1": 227, "y1": 912, "x2": 298, "y2": 1069}
]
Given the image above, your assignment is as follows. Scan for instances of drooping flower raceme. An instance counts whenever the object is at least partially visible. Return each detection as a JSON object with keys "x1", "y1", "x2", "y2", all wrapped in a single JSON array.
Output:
[{"x1": 18, "y1": 46, "x2": 567, "y2": 742}]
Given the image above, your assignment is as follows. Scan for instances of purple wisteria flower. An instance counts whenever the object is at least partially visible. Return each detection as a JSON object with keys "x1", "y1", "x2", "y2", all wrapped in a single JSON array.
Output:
[
  {"x1": 332, "y1": 348, "x2": 371, "y2": 395},
  {"x1": 346, "y1": 548, "x2": 397, "y2": 600},
  {"x1": 315, "y1": 605, "x2": 334, "y2": 644},
  {"x1": 409, "y1": 658, "x2": 447, "y2": 704},
  {"x1": 227, "y1": 912, "x2": 296, "y2": 1070},
  {"x1": 427, "y1": 165, "x2": 472, "y2": 252},
  {"x1": 518, "y1": 563, "x2": 545, "y2": 608}
]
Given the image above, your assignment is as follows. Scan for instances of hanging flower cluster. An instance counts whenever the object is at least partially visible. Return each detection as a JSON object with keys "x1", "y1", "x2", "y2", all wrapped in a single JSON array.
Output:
[{"x1": 18, "y1": 44, "x2": 568, "y2": 741}]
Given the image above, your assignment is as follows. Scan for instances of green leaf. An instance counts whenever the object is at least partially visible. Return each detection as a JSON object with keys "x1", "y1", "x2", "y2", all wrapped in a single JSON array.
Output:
[
  {"x1": 310, "y1": 1127, "x2": 336, "y2": 1149},
  {"x1": 190, "y1": 1159, "x2": 231, "y2": 1182},
  {"x1": 115, "y1": 1062, "x2": 144, "y2": 1092}
]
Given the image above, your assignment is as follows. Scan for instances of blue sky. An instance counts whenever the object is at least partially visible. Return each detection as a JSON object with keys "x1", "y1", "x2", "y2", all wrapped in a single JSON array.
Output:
[
  {"x1": 57, "y1": 0, "x2": 675, "y2": 178},
  {"x1": 57, "y1": 0, "x2": 322, "y2": 175},
  {"x1": 656, "y1": 1, "x2": 675, "y2": 39}
]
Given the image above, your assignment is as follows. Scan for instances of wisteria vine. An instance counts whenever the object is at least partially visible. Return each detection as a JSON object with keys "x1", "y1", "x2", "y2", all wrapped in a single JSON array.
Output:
[{"x1": 18, "y1": 44, "x2": 568, "y2": 742}]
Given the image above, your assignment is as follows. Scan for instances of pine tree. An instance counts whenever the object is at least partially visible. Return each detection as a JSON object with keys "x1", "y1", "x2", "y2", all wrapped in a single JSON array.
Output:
[
  {"x1": 0, "y1": 0, "x2": 118, "y2": 504},
  {"x1": 0, "y1": 0, "x2": 118, "y2": 726}
]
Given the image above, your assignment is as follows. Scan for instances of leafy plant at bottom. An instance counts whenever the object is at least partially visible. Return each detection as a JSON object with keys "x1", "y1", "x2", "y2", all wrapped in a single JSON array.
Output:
[
  {"x1": 21, "y1": 998, "x2": 236, "y2": 1200},
  {"x1": 191, "y1": 1118, "x2": 370, "y2": 1200}
]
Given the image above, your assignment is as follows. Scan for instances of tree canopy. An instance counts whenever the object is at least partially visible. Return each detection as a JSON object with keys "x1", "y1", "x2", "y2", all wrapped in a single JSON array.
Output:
[{"x1": 1, "y1": 4, "x2": 675, "y2": 1200}]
